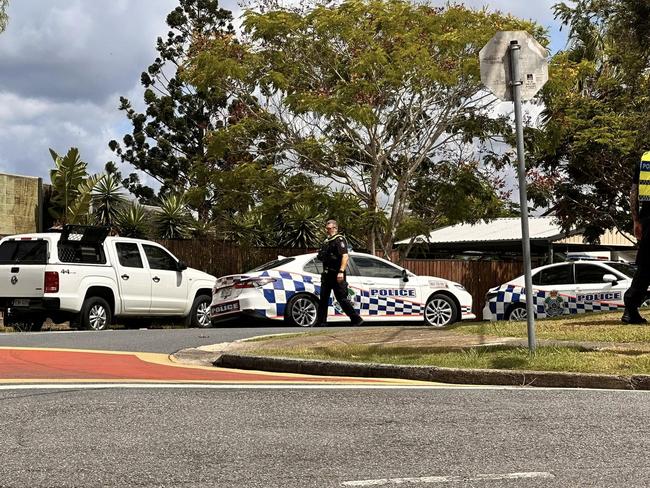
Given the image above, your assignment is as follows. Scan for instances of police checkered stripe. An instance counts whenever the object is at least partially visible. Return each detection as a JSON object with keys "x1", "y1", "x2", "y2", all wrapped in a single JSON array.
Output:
[
  {"x1": 566, "y1": 301, "x2": 621, "y2": 313},
  {"x1": 353, "y1": 288, "x2": 423, "y2": 316},
  {"x1": 259, "y1": 270, "x2": 319, "y2": 317},
  {"x1": 252, "y1": 270, "x2": 424, "y2": 318},
  {"x1": 487, "y1": 284, "x2": 623, "y2": 320}
]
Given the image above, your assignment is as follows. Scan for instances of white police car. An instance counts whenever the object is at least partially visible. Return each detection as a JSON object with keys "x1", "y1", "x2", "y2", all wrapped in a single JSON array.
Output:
[
  {"x1": 210, "y1": 251, "x2": 475, "y2": 327},
  {"x1": 482, "y1": 260, "x2": 639, "y2": 321}
]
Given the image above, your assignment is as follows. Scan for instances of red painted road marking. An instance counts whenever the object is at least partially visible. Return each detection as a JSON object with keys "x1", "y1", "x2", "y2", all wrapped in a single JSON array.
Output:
[{"x1": 0, "y1": 347, "x2": 411, "y2": 384}]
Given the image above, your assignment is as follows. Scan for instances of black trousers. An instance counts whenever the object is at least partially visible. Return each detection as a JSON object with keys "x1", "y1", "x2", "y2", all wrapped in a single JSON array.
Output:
[
  {"x1": 317, "y1": 270, "x2": 361, "y2": 325},
  {"x1": 624, "y1": 217, "x2": 650, "y2": 309}
]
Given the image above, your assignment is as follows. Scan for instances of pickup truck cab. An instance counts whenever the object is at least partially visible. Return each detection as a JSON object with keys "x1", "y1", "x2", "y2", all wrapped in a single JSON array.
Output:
[{"x1": 0, "y1": 225, "x2": 216, "y2": 330}]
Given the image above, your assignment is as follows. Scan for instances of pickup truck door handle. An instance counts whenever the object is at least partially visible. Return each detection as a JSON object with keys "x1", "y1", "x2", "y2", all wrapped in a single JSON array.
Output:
[
  {"x1": 152, "y1": 276, "x2": 160, "y2": 283},
  {"x1": 10, "y1": 267, "x2": 19, "y2": 273},
  {"x1": 121, "y1": 274, "x2": 129, "y2": 280}
]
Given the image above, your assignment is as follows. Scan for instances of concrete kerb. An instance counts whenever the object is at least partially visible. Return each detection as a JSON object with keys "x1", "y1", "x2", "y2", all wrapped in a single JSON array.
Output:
[{"x1": 214, "y1": 353, "x2": 650, "y2": 390}]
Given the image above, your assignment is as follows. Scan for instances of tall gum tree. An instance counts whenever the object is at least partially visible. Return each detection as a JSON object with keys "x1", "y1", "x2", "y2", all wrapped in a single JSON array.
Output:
[{"x1": 187, "y1": 0, "x2": 543, "y2": 255}]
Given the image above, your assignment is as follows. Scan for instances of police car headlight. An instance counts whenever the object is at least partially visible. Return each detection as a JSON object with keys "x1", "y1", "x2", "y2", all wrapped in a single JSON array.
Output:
[
  {"x1": 453, "y1": 284, "x2": 466, "y2": 291},
  {"x1": 234, "y1": 277, "x2": 277, "y2": 289}
]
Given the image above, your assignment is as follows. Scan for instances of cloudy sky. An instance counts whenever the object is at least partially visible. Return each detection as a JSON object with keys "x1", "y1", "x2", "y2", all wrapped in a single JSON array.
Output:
[{"x1": 0, "y1": 0, "x2": 568, "y2": 185}]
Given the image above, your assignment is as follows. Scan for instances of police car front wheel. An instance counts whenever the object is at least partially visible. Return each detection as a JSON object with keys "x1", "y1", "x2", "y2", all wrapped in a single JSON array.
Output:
[
  {"x1": 286, "y1": 294, "x2": 318, "y2": 327},
  {"x1": 424, "y1": 294, "x2": 458, "y2": 327}
]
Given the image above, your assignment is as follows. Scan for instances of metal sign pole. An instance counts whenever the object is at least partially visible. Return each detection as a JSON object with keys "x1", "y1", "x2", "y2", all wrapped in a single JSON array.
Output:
[{"x1": 509, "y1": 40, "x2": 537, "y2": 352}]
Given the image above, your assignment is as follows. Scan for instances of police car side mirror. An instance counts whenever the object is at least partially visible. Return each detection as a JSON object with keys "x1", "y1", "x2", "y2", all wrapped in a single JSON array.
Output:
[
  {"x1": 401, "y1": 269, "x2": 409, "y2": 282},
  {"x1": 602, "y1": 273, "x2": 618, "y2": 285}
]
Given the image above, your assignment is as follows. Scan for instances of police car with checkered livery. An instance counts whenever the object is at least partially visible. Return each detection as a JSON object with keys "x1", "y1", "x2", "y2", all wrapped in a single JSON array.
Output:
[
  {"x1": 210, "y1": 252, "x2": 475, "y2": 327},
  {"x1": 482, "y1": 260, "x2": 639, "y2": 321}
]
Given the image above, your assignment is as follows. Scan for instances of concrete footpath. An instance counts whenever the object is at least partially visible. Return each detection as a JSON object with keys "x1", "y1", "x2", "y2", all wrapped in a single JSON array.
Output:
[{"x1": 171, "y1": 327, "x2": 650, "y2": 390}]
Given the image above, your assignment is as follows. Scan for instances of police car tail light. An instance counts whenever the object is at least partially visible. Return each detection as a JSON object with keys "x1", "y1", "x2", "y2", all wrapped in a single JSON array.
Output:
[
  {"x1": 44, "y1": 271, "x2": 59, "y2": 293},
  {"x1": 234, "y1": 277, "x2": 276, "y2": 289}
]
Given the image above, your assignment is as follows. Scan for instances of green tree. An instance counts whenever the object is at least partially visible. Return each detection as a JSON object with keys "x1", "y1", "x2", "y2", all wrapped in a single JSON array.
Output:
[
  {"x1": 116, "y1": 202, "x2": 153, "y2": 239},
  {"x1": 92, "y1": 172, "x2": 127, "y2": 228},
  {"x1": 0, "y1": 0, "x2": 8, "y2": 34},
  {"x1": 109, "y1": 0, "x2": 262, "y2": 221},
  {"x1": 528, "y1": 0, "x2": 650, "y2": 242},
  {"x1": 48, "y1": 148, "x2": 102, "y2": 225},
  {"x1": 187, "y1": 0, "x2": 542, "y2": 255},
  {"x1": 155, "y1": 194, "x2": 192, "y2": 239}
]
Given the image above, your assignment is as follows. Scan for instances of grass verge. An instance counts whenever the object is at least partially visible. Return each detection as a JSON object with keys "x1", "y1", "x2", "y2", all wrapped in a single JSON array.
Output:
[
  {"x1": 453, "y1": 310, "x2": 650, "y2": 343},
  {"x1": 251, "y1": 344, "x2": 650, "y2": 375}
]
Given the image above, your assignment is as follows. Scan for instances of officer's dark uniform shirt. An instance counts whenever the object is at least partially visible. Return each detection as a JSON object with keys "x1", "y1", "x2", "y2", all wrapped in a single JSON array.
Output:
[
  {"x1": 319, "y1": 234, "x2": 348, "y2": 271},
  {"x1": 633, "y1": 163, "x2": 650, "y2": 219}
]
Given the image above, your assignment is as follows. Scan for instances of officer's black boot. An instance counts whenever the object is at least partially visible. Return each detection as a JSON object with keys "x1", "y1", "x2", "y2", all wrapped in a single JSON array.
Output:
[{"x1": 621, "y1": 308, "x2": 648, "y2": 324}]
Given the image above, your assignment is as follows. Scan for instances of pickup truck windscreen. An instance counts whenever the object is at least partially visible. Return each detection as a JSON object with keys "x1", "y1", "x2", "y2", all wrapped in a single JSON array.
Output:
[{"x1": 0, "y1": 240, "x2": 48, "y2": 264}]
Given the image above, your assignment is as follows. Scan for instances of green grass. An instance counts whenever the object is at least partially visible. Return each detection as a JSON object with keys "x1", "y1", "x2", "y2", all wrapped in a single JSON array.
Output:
[
  {"x1": 253, "y1": 344, "x2": 650, "y2": 375},
  {"x1": 452, "y1": 311, "x2": 650, "y2": 343}
]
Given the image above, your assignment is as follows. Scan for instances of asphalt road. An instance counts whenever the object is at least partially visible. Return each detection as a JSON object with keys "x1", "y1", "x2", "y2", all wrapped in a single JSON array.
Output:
[
  {"x1": 0, "y1": 325, "x2": 304, "y2": 353},
  {"x1": 1, "y1": 387, "x2": 648, "y2": 487},
  {"x1": 2, "y1": 326, "x2": 649, "y2": 487}
]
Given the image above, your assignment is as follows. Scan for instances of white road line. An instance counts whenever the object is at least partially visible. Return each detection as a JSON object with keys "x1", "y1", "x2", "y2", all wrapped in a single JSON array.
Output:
[{"x1": 342, "y1": 472, "x2": 555, "y2": 486}]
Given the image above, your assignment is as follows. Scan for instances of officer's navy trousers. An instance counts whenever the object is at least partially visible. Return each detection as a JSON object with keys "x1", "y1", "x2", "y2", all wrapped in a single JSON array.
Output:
[
  {"x1": 317, "y1": 270, "x2": 362, "y2": 325},
  {"x1": 624, "y1": 217, "x2": 650, "y2": 309}
]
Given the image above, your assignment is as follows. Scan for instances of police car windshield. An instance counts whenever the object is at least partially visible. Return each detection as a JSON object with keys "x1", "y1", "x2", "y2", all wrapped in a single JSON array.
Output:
[
  {"x1": 248, "y1": 257, "x2": 295, "y2": 272},
  {"x1": 606, "y1": 262, "x2": 637, "y2": 278}
]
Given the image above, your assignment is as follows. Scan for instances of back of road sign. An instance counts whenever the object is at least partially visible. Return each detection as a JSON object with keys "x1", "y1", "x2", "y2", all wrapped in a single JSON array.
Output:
[{"x1": 479, "y1": 30, "x2": 549, "y2": 102}]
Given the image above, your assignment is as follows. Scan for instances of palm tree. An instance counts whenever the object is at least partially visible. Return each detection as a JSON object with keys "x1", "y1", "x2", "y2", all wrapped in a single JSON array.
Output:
[
  {"x1": 156, "y1": 194, "x2": 191, "y2": 239},
  {"x1": 92, "y1": 173, "x2": 127, "y2": 228},
  {"x1": 115, "y1": 202, "x2": 152, "y2": 239},
  {"x1": 48, "y1": 148, "x2": 101, "y2": 225},
  {"x1": 276, "y1": 203, "x2": 323, "y2": 248}
]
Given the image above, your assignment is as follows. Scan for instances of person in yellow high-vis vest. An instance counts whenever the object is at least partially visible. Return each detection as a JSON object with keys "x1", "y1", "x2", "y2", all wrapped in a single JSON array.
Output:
[{"x1": 622, "y1": 151, "x2": 650, "y2": 323}]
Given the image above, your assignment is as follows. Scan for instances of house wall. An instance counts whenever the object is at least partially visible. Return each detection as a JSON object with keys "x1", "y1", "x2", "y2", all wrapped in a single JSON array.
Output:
[{"x1": 0, "y1": 173, "x2": 42, "y2": 236}]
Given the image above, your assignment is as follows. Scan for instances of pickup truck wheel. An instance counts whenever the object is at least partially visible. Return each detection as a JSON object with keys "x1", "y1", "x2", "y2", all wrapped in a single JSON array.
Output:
[
  {"x1": 81, "y1": 297, "x2": 112, "y2": 331},
  {"x1": 188, "y1": 295, "x2": 212, "y2": 328}
]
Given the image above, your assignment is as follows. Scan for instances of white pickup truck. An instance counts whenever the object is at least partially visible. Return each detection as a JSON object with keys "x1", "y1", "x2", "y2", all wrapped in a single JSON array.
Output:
[{"x1": 0, "y1": 225, "x2": 217, "y2": 330}]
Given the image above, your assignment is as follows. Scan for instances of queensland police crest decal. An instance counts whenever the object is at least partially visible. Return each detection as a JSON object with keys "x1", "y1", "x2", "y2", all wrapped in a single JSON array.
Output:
[{"x1": 544, "y1": 290, "x2": 565, "y2": 317}]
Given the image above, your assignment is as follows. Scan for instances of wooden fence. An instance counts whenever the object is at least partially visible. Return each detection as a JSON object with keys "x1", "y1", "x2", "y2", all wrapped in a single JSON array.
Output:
[{"x1": 156, "y1": 240, "x2": 524, "y2": 318}]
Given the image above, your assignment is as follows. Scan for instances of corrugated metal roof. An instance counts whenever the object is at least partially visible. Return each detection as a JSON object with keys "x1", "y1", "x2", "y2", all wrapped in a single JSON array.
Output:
[
  {"x1": 395, "y1": 217, "x2": 575, "y2": 245},
  {"x1": 556, "y1": 228, "x2": 635, "y2": 247}
]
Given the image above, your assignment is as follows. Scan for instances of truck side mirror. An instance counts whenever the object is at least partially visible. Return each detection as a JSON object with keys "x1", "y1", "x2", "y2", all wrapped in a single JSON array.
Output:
[{"x1": 177, "y1": 260, "x2": 188, "y2": 272}]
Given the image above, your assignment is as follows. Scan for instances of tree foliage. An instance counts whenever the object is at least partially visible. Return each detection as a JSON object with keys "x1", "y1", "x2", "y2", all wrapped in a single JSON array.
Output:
[
  {"x1": 209, "y1": 162, "x2": 367, "y2": 248},
  {"x1": 0, "y1": 0, "x2": 8, "y2": 34},
  {"x1": 529, "y1": 0, "x2": 650, "y2": 242},
  {"x1": 187, "y1": 0, "x2": 542, "y2": 255},
  {"x1": 48, "y1": 148, "x2": 102, "y2": 225},
  {"x1": 109, "y1": 0, "x2": 261, "y2": 221},
  {"x1": 92, "y1": 172, "x2": 127, "y2": 228}
]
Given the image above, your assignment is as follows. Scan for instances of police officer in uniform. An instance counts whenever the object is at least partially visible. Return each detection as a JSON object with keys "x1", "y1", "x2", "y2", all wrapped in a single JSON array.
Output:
[
  {"x1": 315, "y1": 220, "x2": 364, "y2": 327},
  {"x1": 622, "y1": 151, "x2": 650, "y2": 324}
]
